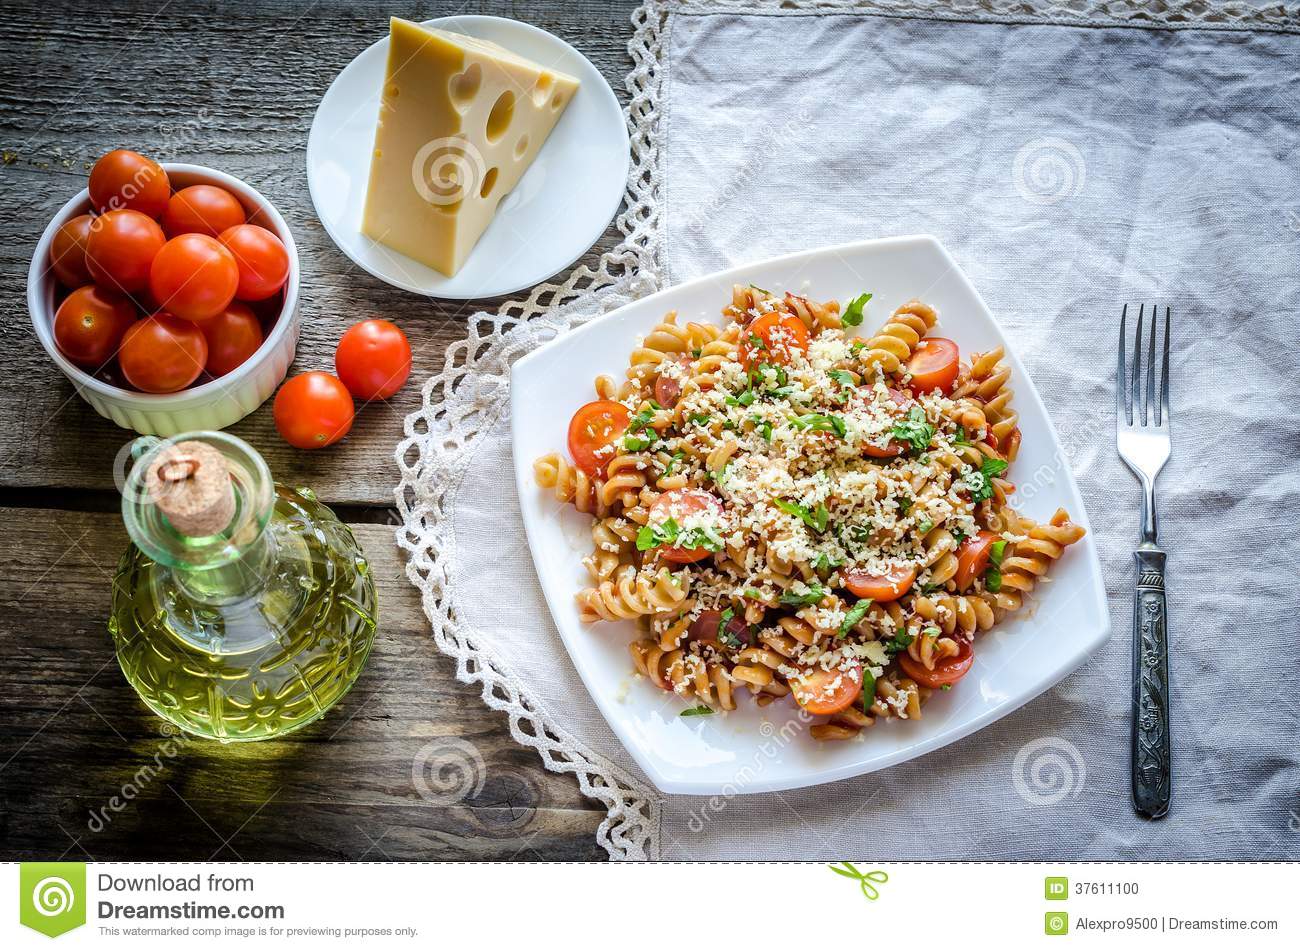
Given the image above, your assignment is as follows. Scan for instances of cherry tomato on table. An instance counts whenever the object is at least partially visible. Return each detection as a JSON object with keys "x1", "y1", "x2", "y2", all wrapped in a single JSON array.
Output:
[
  {"x1": 118, "y1": 313, "x2": 208, "y2": 394},
  {"x1": 49, "y1": 214, "x2": 96, "y2": 287},
  {"x1": 739, "y1": 311, "x2": 809, "y2": 370},
  {"x1": 274, "y1": 372, "x2": 355, "y2": 450},
  {"x1": 198, "y1": 302, "x2": 263, "y2": 377},
  {"x1": 790, "y1": 661, "x2": 863, "y2": 716},
  {"x1": 841, "y1": 564, "x2": 917, "y2": 602},
  {"x1": 953, "y1": 530, "x2": 1000, "y2": 591},
  {"x1": 335, "y1": 319, "x2": 411, "y2": 400},
  {"x1": 52, "y1": 284, "x2": 137, "y2": 369},
  {"x1": 566, "y1": 399, "x2": 630, "y2": 477},
  {"x1": 898, "y1": 637, "x2": 974, "y2": 688},
  {"x1": 162, "y1": 185, "x2": 247, "y2": 238},
  {"x1": 646, "y1": 488, "x2": 723, "y2": 565},
  {"x1": 906, "y1": 337, "x2": 960, "y2": 394},
  {"x1": 149, "y1": 234, "x2": 239, "y2": 323},
  {"x1": 85, "y1": 209, "x2": 165, "y2": 294},
  {"x1": 219, "y1": 224, "x2": 290, "y2": 301},
  {"x1": 88, "y1": 149, "x2": 170, "y2": 219}
]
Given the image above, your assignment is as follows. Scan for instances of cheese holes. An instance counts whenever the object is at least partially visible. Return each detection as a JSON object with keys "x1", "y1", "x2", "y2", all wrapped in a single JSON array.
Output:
[
  {"x1": 486, "y1": 90, "x2": 515, "y2": 142},
  {"x1": 531, "y1": 73, "x2": 554, "y2": 107},
  {"x1": 449, "y1": 64, "x2": 482, "y2": 108},
  {"x1": 551, "y1": 93, "x2": 564, "y2": 112},
  {"x1": 479, "y1": 167, "x2": 498, "y2": 198},
  {"x1": 514, "y1": 135, "x2": 530, "y2": 159}
]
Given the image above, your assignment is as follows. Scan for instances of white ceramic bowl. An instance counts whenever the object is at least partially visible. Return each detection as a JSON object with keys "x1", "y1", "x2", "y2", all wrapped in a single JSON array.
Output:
[{"x1": 28, "y1": 163, "x2": 301, "y2": 436}]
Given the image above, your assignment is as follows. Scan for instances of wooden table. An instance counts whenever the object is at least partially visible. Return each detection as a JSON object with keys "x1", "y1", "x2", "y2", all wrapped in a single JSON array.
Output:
[{"x1": 0, "y1": 0, "x2": 638, "y2": 861}]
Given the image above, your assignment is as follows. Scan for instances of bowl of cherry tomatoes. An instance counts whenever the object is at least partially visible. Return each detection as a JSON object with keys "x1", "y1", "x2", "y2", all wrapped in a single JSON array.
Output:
[{"x1": 28, "y1": 149, "x2": 300, "y2": 436}]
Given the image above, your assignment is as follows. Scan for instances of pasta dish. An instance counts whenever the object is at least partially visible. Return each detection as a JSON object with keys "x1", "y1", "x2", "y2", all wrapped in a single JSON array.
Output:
[{"x1": 534, "y1": 285, "x2": 1084, "y2": 741}]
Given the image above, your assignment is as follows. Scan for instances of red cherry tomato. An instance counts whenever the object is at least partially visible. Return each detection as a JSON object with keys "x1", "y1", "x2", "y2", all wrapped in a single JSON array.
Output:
[
  {"x1": 334, "y1": 319, "x2": 411, "y2": 401},
  {"x1": 219, "y1": 224, "x2": 290, "y2": 301},
  {"x1": 199, "y1": 302, "x2": 263, "y2": 377},
  {"x1": 49, "y1": 214, "x2": 96, "y2": 287},
  {"x1": 273, "y1": 371, "x2": 355, "y2": 450},
  {"x1": 118, "y1": 313, "x2": 208, "y2": 393},
  {"x1": 686, "y1": 609, "x2": 751, "y2": 648},
  {"x1": 149, "y1": 234, "x2": 239, "y2": 322},
  {"x1": 862, "y1": 387, "x2": 912, "y2": 459},
  {"x1": 739, "y1": 311, "x2": 810, "y2": 370},
  {"x1": 567, "y1": 399, "x2": 630, "y2": 477},
  {"x1": 790, "y1": 662, "x2": 863, "y2": 715},
  {"x1": 652, "y1": 355, "x2": 692, "y2": 408},
  {"x1": 647, "y1": 488, "x2": 723, "y2": 564},
  {"x1": 162, "y1": 185, "x2": 247, "y2": 238},
  {"x1": 88, "y1": 149, "x2": 170, "y2": 218},
  {"x1": 85, "y1": 209, "x2": 165, "y2": 294},
  {"x1": 841, "y1": 564, "x2": 918, "y2": 602},
  {"x1": 906, "y1": 337, "x2": 960, "y2": 394},
  {"x1": 899, "y1": 637, "x2": 974, "y2": 688},
  {"x1": 52, "y1": 284, "x2": 137, "y2": 369},
  {"x1": 953, "y1": 530, "x2": 999, "y2": 591}
]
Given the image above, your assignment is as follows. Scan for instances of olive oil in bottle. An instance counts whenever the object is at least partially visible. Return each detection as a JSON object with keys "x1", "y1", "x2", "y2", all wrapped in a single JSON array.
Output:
[{"x1": 109, "y1": 431, "x2": 377, "y2": 741}]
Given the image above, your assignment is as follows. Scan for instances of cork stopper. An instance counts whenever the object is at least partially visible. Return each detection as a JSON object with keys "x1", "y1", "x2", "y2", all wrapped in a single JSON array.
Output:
[{"x1": 144, "y1": 440, "x2": 236, "y2": 538}]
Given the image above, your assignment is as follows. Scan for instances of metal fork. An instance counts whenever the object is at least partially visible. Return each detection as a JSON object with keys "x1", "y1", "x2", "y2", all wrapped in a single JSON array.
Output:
[{"x1": 1116, "y1": 303, "x2": 1172, "y2": 819}]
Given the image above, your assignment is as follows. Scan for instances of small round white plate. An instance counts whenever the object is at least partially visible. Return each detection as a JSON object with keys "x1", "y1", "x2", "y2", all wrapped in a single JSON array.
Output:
[{"x1": 306, "y1": 15, "x2": 629, "y2": 300}]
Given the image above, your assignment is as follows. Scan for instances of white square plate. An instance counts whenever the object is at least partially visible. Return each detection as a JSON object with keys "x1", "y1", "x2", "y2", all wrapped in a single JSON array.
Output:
[{"x1": 511, "y1": 236, "x2": 1108, "y2": 795}]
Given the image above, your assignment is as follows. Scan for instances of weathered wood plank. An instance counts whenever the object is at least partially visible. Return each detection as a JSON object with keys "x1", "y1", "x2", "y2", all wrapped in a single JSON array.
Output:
[
  {"x1": 0, "y1": 0, "x2": 640, "y2": 505},
  {"x1": 0, "y1": 509, "x2": 606, "y2": 861}
]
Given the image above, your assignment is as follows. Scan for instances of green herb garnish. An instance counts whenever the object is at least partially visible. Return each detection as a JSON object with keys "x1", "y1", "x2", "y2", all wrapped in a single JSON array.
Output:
[
  {"x1": 839, "y1": 599, "x2": 872, "y2": 637},
  {"x1": 890, "y1": 405, "x2": 935, "y2": 454},
  {"x1": 680, "y1": 705, "x2": 714, "y2": 717},
  {"x1": 790, "y1": 413, "x2": 847, "y2": 439},
  {"x1": 883, "y1": 632, "x2": 915, "y2": 656},
  {"x1": 716, "y1": 607, "x2": 741, "y2": 647},
  {"x1": 779, "y1": 583, "x2": 827, "y2": 607},
  {"x1": 963, "y1": 455, "x2": 1010, "y2": 503},
  {"x1": 635, "y1": 518, "x2": 723, "y2": 554},
  {"x1": 775, "y1": 498, "x2": 829, "y2": 533},
  {"x1": 842, "y1": 292, "x2": 873, "y2": 327},
  {"x1": 689, "y1": 412, "x2": 711, "y2": 426}
]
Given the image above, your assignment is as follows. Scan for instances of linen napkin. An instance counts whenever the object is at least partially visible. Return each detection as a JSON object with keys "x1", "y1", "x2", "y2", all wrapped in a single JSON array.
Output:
[{"x1": 400, "y1": 0, "x2": 1300, "y2": 860}]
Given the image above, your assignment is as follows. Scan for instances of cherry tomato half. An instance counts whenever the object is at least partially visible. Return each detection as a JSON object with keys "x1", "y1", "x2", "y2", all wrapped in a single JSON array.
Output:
[
  {"x1": 647, "y1": 488, "x2": 723, "y2": 564},
  {"x1": 898, "y1": 637, "x2": 974, "y2": 688},
  {"x1": 686, "y1": 609, "x2": 752, "y2": 648},
  {"x1": 790, "y1": 662, "x2": 863, "y2": 715},
  {"x1": 567, "y1": 399, "x2": 630, "y2": 477},
  {"x1": 841, "y1": 564, "x2": 918, "y2": 602},
  {"x1": 53, "y1": 284, "x2": 137, "y2": 369},
  {"x1": 118, "y1": 313, "x2": 208, "y2": 393},
  {"x1": 49, "y1": 214, "x2": 96, "y2": 287},
  {"x1": 149, "y1": 234, "x2": 239, "y2": 323},
  {"x1": 89, "y1": 150, "x2": 170, "y2": 219},
  {"x1": 862, "y1": 387, "x2": 913, "y2": 459},
  {"x1": 739, "y1": 311, "x2": 810, "y2": 370},
  {"x1": 199, "y1": 302, "x2": 263, "y2": 377},
  {"x1": 953, "y1": 530, "x2": 999, "y2": 591},
  {"x1": 652, "y1": 355, "x2": 690, "y2": 408},
  {"x1": 273, "y1": 371, "x2": 355, "y2": 450},
  {"x1": 162, "y1": 185, "x2": 247, "y2": 238},
  {"x1": 906, "y1": 337, "x2": 960, "y2": 394},
  {"x1": 335, "y1": 319, "x2": 411, "y2": 401},
  {"x1": 219, "y1": 224, "x2": 290, "y2": 301},
  {"x1": 86, "y1": 209, "x2": 165, "y2": 294}
]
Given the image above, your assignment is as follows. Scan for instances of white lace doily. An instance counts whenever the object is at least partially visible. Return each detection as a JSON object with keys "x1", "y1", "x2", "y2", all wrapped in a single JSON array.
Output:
[{"x1": 395, "y1": 0, "x2": 1297, "y2": 862}]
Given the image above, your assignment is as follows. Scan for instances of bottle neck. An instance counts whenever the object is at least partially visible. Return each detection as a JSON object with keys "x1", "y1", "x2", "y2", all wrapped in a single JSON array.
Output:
[{"x1": 170, "y1": 520, "x2": 277, "y2": 606}]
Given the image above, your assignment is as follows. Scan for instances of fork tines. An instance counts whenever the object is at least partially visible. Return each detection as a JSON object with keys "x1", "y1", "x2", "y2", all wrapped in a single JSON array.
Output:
[{"x1": 1117, "y1": 304, "x2": 1171, "y2": 428}]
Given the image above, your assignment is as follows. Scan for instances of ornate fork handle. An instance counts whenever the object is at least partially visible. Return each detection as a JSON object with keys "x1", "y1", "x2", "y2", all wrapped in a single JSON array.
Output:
[{"x1": 1131, "y1": 546, "x2": 1170, "y2": 818}]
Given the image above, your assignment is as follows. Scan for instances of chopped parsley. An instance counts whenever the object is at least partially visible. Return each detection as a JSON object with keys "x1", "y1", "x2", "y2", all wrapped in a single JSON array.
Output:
[
  {"x1": 789, "y1": 413, "x2": 847, "y2": 439},
  {"x1": 890, "y1": 405, "x2": 935, "y2": 454},
  {"x1": 716, "y1": 607, "x2": 742, "y2": 648},
  {"x1": 622, "y1": 404, "x2": 660, "y2": 451},
  {"x1": 963, "y1": 455, "x2": 1010, "y2": 503},
  {"x1": 883, "y1": 632, "x2": 915, "y2": 656},
  {"x1": 742, "y1": 587, "x2": 764, "y2": 600},
  {"x1": 747, "y1": 333, "x2": 768, "y2": 353},
  {"x1": 751, "y1": 416, "x2": 773, "y2": 442},
  {"x1": 917, "y1": 519, "x2": 933, "y2": 535},
  {"x1": 839, "y1": 599, "x2": 872, "y2": 637},
  {"x1": 688, "y1": 412, "x2": 711, "y2": 426},
  {"x1": 779, "y1": 583, "x2": 827, "y2": 607},
  {"x1": 775, "y1": 498, "x2": 830, "y2": 533},
  {"x1": 660, "y1": 450, "x2": 686, "y2": 477},
  {"x1": 680, "y1": 705, "x2": 714, "y2": 717},
  {"x1": 842, "y1": 292, "x2": 873, "y2": 327},
  {"x1": 635, "y1": 518, "x2": 723, "y2": 554},
  {"x1": 813, "y1": 550, "x2": 843, "y2": 571},
  {"x1": 725, "y1": 388, "x2": 757, "y2": 407},
  {"x1": 952, "y1": 426, "x2": 972, "y2": 447}
]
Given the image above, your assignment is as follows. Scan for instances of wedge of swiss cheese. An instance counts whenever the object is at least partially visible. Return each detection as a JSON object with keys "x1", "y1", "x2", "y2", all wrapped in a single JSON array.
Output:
[{"x1": 361, "y1": 18, "x2": 580, "y2": 277}]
